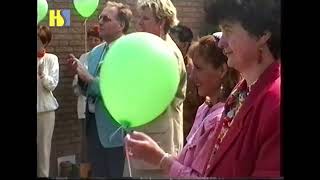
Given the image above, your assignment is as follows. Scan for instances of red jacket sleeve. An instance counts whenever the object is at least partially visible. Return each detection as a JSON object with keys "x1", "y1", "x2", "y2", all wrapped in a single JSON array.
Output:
[{"x1": 252, "y1": 103, "x2": 281, "y2": 178}]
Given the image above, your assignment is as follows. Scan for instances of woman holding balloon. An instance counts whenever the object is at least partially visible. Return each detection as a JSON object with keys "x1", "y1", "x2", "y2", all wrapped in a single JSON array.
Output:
[
  {"x1": 121, "y1": 35, "x2": 240, "y2": 177},
  {"x1": 124, "y1": 0, "x2": 281, "y2": 177},
  {"x1": 119, "y1": 0, "x2": 187, "y2": 178}
]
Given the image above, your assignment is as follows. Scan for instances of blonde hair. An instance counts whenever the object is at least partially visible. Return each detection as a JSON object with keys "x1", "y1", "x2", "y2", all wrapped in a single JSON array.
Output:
[
  {"x1": 106, "y1": 1, "x2": 133, "y2": 33},
  {"x1": 137, "y1": 0, "x2": 179, "y2": 33}
]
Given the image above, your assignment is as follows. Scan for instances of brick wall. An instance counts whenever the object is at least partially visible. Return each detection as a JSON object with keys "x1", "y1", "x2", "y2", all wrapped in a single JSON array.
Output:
[{"x1": 40, "y1": 0, "x2": 209, "y2": 177}]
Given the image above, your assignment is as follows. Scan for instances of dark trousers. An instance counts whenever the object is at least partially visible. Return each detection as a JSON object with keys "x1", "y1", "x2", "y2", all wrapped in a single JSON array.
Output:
[
  {"x1": 86, "y1": 112, "x2": 125, "y2": 178},
  {"x1": 80, "y1": 118, "x2": 88, "y2": 162}
]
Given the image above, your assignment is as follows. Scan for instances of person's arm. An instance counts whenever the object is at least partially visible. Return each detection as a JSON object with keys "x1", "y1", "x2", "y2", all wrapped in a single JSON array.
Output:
[
  {"x1": 77, "y1": 78, "x2": 88, "y2": 95},
  {"x1": 73, "y1": 53, "x2": 88, "y2": 96},
  {"x1": 77, "y1": 64, "x2": 100, "y2": 97},
  {"x1": 39, "y1": 55, "x2": 59, "y2": 91},
  {"x1": 125, "y1": 131, "x2": 204, "y2": 177},
  {"x1": 160, "y1": 153, "x2": 203, "y2": 177},
  {"x1": 251, "y1": 106, "x2": 281, "y2": 177},
  {"x1": 76, "y1": 52, "x2": 94, "y2": 96},
  {"x1": 86, "y1": 77, "x2": 100, "y2": 97}
]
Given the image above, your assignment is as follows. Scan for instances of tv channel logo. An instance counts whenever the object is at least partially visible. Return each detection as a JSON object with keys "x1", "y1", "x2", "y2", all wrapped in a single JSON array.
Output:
[{"x1": 49, "y1": 9, "x2": 70, "y2": 27}]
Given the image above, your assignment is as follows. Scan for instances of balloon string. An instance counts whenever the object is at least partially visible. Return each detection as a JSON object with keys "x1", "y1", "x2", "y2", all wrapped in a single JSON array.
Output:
[
  {"x1": 109, "y1": 126, "x2": 123, "y2": 142},
  {"x1": 84, "y1": 18, "x2": 88, "y2": 53},
  {"x1": 109, "y1": 125, "x2": 132, "y2": 177},
  {"x1": 125, "y1": 142, "x2": 132, "y2": 177}
]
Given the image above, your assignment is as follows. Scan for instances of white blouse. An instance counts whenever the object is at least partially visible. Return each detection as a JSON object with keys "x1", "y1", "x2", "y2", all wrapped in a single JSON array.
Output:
[{"x1": 37, "y1": 53, "x2": 59, "y2": 113}]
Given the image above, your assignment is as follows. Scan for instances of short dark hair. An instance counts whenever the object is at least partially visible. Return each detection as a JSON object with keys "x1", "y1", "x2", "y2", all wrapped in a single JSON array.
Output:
[
  {"x1": 205, "y1": 0, "x2": 280, "y2": 59},
  {"x1": 170, "y1": 24, "x2": 193, "y2": 43}
]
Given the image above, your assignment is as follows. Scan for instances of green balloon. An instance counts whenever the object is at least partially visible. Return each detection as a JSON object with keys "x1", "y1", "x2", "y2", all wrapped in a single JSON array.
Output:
[
  {"x1": 100, "y1": 32, "x2": 180, "y2": 128},
  {"x1": 37, "y1": 0, "x2": 48, "y2": 24},
  {"x1": 73, "y1": 0, "x2": 99, "y2": 18}
]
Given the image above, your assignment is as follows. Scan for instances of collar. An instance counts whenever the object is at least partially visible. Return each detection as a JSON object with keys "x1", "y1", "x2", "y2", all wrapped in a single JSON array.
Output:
[{"x1": 107, "y1": 34, "x2": 124, "y2": 48}]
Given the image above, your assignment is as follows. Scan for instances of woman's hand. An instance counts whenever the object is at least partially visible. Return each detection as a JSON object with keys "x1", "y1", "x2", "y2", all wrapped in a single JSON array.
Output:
[
  {"x1": 125, "y1": 131, "x2": 165, "y2": 166},
  {"x1": 66, "y1": 54, "x2": 79, "y2": 76},
  {"x1": 38, "y1": 62, "x2": 45, "y2": 78}
]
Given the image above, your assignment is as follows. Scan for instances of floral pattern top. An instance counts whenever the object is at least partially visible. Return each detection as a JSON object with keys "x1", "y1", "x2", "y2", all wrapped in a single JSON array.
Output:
[{"x1": 211, "y1": 80, "x2": 250, "y2": 155}]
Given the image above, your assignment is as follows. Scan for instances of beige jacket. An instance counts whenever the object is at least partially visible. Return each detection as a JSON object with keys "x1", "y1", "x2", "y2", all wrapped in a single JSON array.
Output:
[{"x1": 129, "y1": 34, "x2": 187, "y2": 170}]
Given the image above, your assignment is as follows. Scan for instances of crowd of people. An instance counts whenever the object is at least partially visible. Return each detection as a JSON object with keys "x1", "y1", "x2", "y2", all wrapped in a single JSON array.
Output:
[{"x1": 37, "y1": 0, "x2": 281, "y2": 178}]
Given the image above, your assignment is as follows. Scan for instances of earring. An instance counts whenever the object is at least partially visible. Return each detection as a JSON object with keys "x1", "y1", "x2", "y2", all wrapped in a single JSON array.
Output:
[
  {"x1": 219, "y1": 84, "x2": 225, "y2": 100},
  {"x1": 258, "y1": 47, "x2": 263, "y2": 64},
  {"x1": 220, "y1": 84, "x2": 224, "y2": 93}
]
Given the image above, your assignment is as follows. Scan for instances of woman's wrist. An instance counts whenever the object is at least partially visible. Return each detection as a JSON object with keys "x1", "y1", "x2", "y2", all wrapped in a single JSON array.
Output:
[{"x1": 159, "y1": 153, "x2": 174, "y2": 174}]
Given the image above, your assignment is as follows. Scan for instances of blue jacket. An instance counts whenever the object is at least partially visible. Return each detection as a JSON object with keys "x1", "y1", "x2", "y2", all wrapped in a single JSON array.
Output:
[{"x1": 82, "y1": 42, "x2": 124, "y2": 148}]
